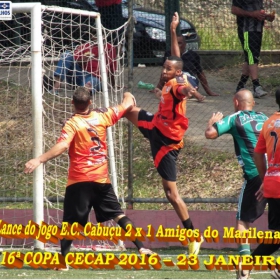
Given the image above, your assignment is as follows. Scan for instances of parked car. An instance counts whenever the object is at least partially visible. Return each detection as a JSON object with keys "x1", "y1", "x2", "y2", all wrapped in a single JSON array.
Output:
[
  {"x1": 0, "y1": 0, "x2": 200, "y2": 60},
  {"x1": 90, "y1": 0, "x2": 200, "y2": 58},
  {"x1": 42, "y1": 0, "x2": 200, "y2": 59}
]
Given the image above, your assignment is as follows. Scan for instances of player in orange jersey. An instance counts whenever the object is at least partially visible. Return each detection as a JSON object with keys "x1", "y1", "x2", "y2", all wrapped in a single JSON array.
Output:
[
  {"x1": 249, "y1": 88, "x2": 280, "y2": 279},
  {"x1": 124, "y1": 56, "x2": 204, "y2": 255},
  {"x1": 24, "y1": 87, "x2": 156, "y2": 269}
]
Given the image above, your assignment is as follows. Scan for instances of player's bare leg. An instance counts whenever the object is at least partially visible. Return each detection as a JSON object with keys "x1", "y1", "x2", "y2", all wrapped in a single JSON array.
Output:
[
  {"x1": 162, "y1": 178, "x2": 204, "y2": 255},
  {"x1": 123, "y1": 106, "x2": 141, "y2": 126},
  {"x1": 235, "y1": 220, "x2": 251, "y2": 279},
  {"x1": 114, "y1": 214, "x2": 157, "y2": 257},
  {"x1": 162, "y1": 179, "x2": 189, "y2": 220}
]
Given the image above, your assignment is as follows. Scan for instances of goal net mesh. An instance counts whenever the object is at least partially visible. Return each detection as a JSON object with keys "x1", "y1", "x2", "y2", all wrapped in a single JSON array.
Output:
[{"x1": 0, "y1": 5, "x2": 128, "y2": 251}]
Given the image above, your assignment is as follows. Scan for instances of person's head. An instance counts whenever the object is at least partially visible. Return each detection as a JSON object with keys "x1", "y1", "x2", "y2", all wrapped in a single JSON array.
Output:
[
  {"x1": 177, "y1": 35, "x2": 187, "y2": 55},
  {"x1": 72, "y1": 87, "x2": 92, "y2": 113},
  {"x1": 233, "y1": 89, "x2": 255, "y2": 112},
  {"x1": 161, "y1": 56, "x2": 183, "y2": 82},
  {"x1": 275, "y1": 88, "x2": 280, "y2": 109}
]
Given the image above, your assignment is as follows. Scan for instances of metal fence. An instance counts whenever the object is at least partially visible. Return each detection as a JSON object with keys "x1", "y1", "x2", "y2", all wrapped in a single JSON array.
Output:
[{"x1": 1, "y1": 0, "x2": 280, "y2": 209}]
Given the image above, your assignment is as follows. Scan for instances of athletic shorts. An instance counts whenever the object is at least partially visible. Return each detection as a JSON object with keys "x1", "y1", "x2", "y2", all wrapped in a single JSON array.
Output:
[
  {"x1": 236, "y1": 175, "x2": 267, "y2": 223},
  {"x1": 138, "y1": 109, "x2": 182, "y2": 182},
  {"x1": 267, "y1": 198, "x2": 280, "y2": 230},
  {"x1": 238, "y1": 30, "x2": 262, "y2": 65},
  {"x1": 63, "y1": 182, "x2": 124, "y2": 225}
]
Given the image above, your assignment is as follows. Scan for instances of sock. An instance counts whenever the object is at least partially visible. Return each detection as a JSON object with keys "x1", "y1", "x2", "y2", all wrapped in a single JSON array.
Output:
[
  {"x1": 117, "y1": 216, "x2": 144, "y2": 250},
  {"x1": 182, "y1": 218, "x2": 194, "y2": 230},
  {"x1": 61, "y1": 238, "x2": 73, "y2": 257},
  {"x1": 236, "y1": 75, "x2": 249, "y2": 91},
  {"x1": 251, "y1": 243, "x2": 280, "y2": 257},
  {"x1": 252, "y1": 79, "x2": 261, "y2": 90},
  {"x1": 238, "y1": 244, "x2": 250, "y2": 256}
]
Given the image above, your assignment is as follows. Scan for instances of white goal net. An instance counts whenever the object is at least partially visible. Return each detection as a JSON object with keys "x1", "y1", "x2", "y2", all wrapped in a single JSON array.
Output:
[{"x1": 0, "y1": 3, "x2": 128, "y2": 251}]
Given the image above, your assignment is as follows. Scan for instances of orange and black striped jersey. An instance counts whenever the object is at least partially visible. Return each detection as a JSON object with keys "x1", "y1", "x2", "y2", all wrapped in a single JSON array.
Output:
[
  {"x1": 57, "y1": 105, "x2": 126, "y2": 186},
  {"x1": 255, "y1": 112, "x2": 280, "y2": 198},
  {"x1": 152, "y1": 74, "x2": 189, "y2": 141}
]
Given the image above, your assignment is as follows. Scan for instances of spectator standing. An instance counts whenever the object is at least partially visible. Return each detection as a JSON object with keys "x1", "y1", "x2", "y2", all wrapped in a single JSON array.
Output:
[{"x1": 231, "y1": 0, "x2": 275, "y2": 98}]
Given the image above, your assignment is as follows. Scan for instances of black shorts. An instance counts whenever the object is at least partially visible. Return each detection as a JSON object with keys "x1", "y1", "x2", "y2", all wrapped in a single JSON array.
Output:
[
  {"x1": 236, "y1": 175, "x2": 267, "y2": 223},
  {"x1": 138, "y1": 109, "x2": 181, "y2": 182},
  {"x1": 63, "y1": 182, "x2": 124, "y2": 225},
  {"x1": 267, "y1": 198, "x2": 280, "y2": 230},
  {"x1": 238, "y1": 30, "x2": 262, "y2": 65}
]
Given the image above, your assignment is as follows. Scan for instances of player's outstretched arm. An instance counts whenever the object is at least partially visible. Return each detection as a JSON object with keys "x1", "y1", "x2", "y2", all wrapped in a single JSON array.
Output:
[
  {"x1": 178, "y1": 84, "x2": 205, "y2": 102},
  {"x1": 205, "y1": 112, "x2": 223, "y2": 139},
  {"x1": 24, "y1": 141, "x2": 69, "y2": 174},
  {"x1": 190, "y1": 88, "x2": 206, "y2": 102}
]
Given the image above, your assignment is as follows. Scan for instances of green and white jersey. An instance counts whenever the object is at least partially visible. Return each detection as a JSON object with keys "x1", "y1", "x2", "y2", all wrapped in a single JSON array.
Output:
[{"x1": 214, "y1": 110, "x2": 268, "y2": 180}]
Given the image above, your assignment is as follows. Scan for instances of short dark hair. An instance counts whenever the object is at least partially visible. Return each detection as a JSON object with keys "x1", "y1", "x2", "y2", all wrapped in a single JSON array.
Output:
[
  {"x1": 167, "y1": 56, "x2": 183, "y2": 70},
  {"x1": 73, "y1": 87, "x2": 91, "y2": 111},
  {"x1": 276, "y1": 88, "x2": 280, "y2": 107}
]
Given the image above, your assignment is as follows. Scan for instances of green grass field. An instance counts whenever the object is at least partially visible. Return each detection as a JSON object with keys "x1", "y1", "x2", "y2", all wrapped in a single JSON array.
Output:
[{"x1": 0, "y1": 248, "x2": 278, "y2": 279}]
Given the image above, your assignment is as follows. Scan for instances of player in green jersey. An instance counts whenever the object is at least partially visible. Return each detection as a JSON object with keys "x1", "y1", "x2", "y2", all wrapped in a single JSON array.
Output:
[{"x1": 204, "y1": 89, "x2": 268, "y2": 278}]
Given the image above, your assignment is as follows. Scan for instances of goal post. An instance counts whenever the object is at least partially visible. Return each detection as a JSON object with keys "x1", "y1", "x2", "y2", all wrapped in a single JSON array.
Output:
[
  {"x1": 0, "y1": 2, "x2": 127, "y2": 251},
  {"x1": 13, "y1": 2, "x2": 44, "y2": 250},
  {"x1": 95, "y1": 11, "x2": 119, "y2": 198}
]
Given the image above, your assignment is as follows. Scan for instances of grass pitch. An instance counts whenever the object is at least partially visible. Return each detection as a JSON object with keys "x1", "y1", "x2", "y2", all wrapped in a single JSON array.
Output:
[{"x1": 0, "y1": 248, "x2": 277, "y2": 279}]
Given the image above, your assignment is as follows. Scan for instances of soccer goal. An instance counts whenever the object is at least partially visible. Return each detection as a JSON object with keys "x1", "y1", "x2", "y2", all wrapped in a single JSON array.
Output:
[{"x1": 0, "y1": 2, "x2": 128, "y2": 251}]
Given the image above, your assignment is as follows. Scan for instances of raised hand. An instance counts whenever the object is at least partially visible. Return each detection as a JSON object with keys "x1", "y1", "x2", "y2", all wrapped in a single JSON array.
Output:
[{"x1": 170, "y1": 12, "x2": 180, "y2": 31}]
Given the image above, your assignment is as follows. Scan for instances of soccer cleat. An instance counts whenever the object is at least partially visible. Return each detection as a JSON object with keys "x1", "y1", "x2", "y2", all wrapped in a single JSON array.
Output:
[
  {"x1": 253, "y1": 86, "x2": 267, "y2": 98},
  {"x1": 272, "y1": 268, "x2": 280, "y2": 279},
  {"x1": 139, "y1": 248, "x2": 157, "y2": 257},
  {"x1": 236, "y1": 262, "x2": 250, "y2": 279},
  {"x1": 188, "y1": 236, "x2": 204, "y2": 255}
]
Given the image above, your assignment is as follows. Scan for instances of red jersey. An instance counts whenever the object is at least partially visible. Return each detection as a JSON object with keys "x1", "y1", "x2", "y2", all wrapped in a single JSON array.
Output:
[
  {"x1": 73, "y1": 42, "x2": 116, "y2": 78},
  {"x1": 57, "y1": 105, "x2": 126, "y2": 186},
  {"x1": 95, "y1": 0, "x2": 121, "y2": 7},
  {"x1": 255, "y1": 112, "x2": 280, "y2": 198},
  {"x1": 152, "y1": 75, "x2": 189, "y2": 141}
]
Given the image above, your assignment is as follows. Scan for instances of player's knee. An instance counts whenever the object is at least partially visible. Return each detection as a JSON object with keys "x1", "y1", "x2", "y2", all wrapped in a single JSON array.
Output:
[{"x1": 164, "y1": 190, "x2": 181, "y2": 204}]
